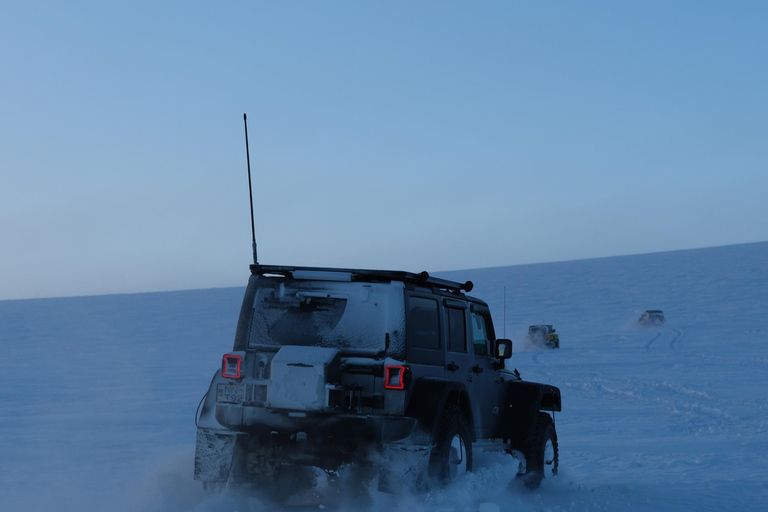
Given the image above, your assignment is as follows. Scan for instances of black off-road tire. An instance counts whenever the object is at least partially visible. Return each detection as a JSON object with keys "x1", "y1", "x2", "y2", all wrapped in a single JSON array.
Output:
[
  {"x1": 226, "y1": 435, "x2": 251, "y2": 488},
  {"x1": 428, "y1": 405, "x2": 473, "y2": 485},
  {"x1": 202, "y1": 481, "x2": 225, "y2": 494},
  {"x1": 523, "y1": 412, "x2": 558, "y2": 488},
  {"x1": 272, "y1": 465, "x2": 318, "y2": 502},
  {"x1": 227, "y1": 435, "x2": 282, "y2": 493}
]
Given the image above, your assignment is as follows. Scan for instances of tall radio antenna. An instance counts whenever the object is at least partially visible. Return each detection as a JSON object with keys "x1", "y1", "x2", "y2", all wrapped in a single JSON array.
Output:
[
  {"x1": 243, "y1": 113, "x2": 258, "y2": 264},
  {"x1": 503, "y1": 286, "x2": 507, "y2": 338}
]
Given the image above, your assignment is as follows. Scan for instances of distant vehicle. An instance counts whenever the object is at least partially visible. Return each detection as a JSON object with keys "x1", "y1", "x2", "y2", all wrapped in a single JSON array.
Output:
[
  {"x1": 527, "y1": 325, "x2": 559, "y2": 349},
  {"x1": 638, "y1": 310, "x2": 665, "y2": 326}
]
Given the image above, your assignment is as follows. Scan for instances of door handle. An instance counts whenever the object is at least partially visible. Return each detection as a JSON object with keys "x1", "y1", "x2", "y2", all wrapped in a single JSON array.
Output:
[
  {"x1": 447, "y1": 362, "x2": 460, "y2": 372},
  {"x1": 471, "y1": 365, "x2": 484, "y2": 374}
]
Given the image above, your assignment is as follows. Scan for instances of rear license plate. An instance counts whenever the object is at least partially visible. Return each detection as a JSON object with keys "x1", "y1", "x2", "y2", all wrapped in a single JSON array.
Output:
[{"x1": 217, "y1": 384, "x2": 244, "y2": 403}]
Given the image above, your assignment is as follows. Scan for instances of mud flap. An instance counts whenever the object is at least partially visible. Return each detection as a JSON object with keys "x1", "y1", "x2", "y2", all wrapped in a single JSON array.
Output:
[{"x1": 194, "y1": 429, "x2": 238, "y2": 482}]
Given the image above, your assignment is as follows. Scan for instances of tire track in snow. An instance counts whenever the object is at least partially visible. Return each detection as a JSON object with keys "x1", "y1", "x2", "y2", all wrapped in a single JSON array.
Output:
[
  {"x1": 669, "y1": 328, "x2": 682, "y2": 350},
  {"x1": 644, "y1": 330, "x2": 662, "y2": 352},
  {"x1": 564, "y1": 377, "x2": 768, "y2": 437}
]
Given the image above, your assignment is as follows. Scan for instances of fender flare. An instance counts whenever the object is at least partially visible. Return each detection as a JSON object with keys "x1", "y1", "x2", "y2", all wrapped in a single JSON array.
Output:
[
  {"x1": 498, "y1": 380, "x2": 561, "y2": 448},
  {"x1": 405, "y1": 377, "x2": 476, "y2": 442}
]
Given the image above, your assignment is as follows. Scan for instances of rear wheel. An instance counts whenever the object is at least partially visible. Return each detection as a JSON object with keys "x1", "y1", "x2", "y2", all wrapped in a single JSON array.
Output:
[
  {"x1": 202, "y1": 481, "x2": 225, "y2": 494},
  {"x1": 523, "y1": 412, "x2": 558, "y2": 488},
  {"x1": 272, "y1": 465, "x2": 318, "y2": 502},
  {"x1": 428, "y1": 405, "x2": 473, "y2": 485}
]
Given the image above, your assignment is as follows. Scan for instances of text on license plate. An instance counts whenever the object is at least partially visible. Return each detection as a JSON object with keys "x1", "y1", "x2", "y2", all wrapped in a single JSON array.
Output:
[{"x1": 217, "y1": 384, "x2": 244, "y2": 403}]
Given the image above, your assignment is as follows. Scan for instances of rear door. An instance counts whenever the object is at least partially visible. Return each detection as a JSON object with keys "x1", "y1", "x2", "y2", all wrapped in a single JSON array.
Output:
[{"x1": 405, "y1": 294, "x2": 445, "y2": 379}]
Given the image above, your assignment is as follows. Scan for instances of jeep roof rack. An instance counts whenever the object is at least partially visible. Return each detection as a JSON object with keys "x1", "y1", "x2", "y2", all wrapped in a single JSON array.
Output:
[{"x1": 250, "y1": 264, "x2": 473, "y2": 293}]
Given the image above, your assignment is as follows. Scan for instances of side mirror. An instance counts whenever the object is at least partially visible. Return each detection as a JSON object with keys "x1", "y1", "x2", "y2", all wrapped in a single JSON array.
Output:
[{"x1": 496, "y1": 339, "x2": 513, "y2": 359}]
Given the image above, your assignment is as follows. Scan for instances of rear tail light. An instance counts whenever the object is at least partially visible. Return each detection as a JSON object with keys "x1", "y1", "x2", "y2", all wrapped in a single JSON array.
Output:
[
  {"x1": 222, "y1": 353, "x2": 242, "y2": 379},
  {"x1": 384, "y1": 365, "x2": 411, "y2": 390}
]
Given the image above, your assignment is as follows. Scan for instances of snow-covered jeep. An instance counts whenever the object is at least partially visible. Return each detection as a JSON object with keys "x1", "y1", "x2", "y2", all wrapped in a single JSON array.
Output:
[{"x1": 194, "y1": 264, "x2": 562, "y2": 495}]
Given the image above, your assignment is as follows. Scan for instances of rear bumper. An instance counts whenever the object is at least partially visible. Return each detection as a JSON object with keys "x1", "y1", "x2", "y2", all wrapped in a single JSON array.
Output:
[{"x1": 215, "y1": 403, "x2": 416, "y2": 443}]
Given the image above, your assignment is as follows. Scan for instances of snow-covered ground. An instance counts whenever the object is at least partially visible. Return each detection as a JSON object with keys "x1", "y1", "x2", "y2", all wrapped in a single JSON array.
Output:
[{"x1": 2, "y1": 242, "x2": 767, "y2": 511}]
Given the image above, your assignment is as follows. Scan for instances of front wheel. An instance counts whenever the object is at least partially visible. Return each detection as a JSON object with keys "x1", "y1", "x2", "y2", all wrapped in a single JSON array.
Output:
[
  {"x1": 428, "y1": 405, "x2": 473, "y2": 485},
  {"x1": 523, "y1": 412, "x2": 558, "y2": 488}
]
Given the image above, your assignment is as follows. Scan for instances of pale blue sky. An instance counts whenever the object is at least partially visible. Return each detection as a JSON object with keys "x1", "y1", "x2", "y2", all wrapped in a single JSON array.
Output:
[{"x1": 2, "y1": 1, "x2": 767, "y2": 300}]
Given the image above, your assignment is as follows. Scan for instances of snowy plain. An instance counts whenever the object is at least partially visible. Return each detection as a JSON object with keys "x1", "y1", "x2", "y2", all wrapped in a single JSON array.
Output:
[{"x1": 1, "y1": 241, "x2": 767, "y2": 511}]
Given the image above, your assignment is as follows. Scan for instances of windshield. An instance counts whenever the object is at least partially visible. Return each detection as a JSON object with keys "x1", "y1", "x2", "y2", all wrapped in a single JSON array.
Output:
[{"x1": 247, "y1": 277, "x2": 406, "y2": 354}]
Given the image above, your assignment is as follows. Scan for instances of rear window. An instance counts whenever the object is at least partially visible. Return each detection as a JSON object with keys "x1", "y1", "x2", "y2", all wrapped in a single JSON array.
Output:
[
  {"x1": 247, "y1": 278, "x2": 405, "y2": 353},
  {"x1": 447, "y1": 307, "x2": 467, "y2": 353},
  {"x1": 407, "y1": 297, "x2": 440, "y2": 350}
]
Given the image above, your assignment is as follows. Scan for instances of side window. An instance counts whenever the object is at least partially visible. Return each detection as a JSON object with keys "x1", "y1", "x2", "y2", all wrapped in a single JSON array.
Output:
[
  {"x1": 407, "y1": 297, "x2": 440, "y2": 350},
  {"x1": 471, "y1": 311, "x2": 490, "y2": 356},
  {"x1": 447, "y1": 307, "x2": 467, "y2": 353}
]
